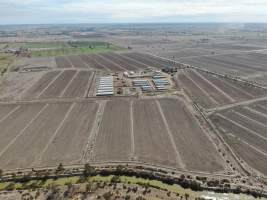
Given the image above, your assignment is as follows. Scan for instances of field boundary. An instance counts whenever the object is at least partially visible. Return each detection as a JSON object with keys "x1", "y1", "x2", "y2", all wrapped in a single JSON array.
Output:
[
  {"x1": 155, "y1": 100, "x2": 185, "y2": 169},
  {"x1": 81, "y1": 101, "x2": 106, "y2": 163}
]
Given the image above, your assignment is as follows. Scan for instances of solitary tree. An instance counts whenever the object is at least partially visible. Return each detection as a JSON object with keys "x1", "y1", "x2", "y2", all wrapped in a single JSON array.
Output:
[
  {"x1": 56, "y1": 163, "x2": 64, "y2": 173},
  {"x1": 84, "y1": 163, "x2": 95, "y2": 177}
]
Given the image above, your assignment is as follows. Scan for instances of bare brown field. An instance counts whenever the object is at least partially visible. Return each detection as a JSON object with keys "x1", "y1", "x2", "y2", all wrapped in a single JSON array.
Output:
[
  {"x1": 116, "y1": 53, "x2": 149, "y2": 69},
  {"x1": 80, "y1": 54, "x2": 107, "y2": 70},
  {"x1": 259, "y1": 100, "x2": 267, "y2": 107},
  {"x1": 180, "y1": 56, "x2": 256, "y2": 76},
  {"x1": 0, "y1": 71, "x2": 43, "y2": 101},
  {"x1": 124, "y1": 52, "x2": 167, "y2": 68},
  {"x1": 0, "y1": 103, "x2": 72, "y2": 169},
  {"x1": 40, "y1": 102, "x2": 98, "y2": 166},
  {"x1": 22, "y1": 71, "x2": 61, "y2": 99},
  {"x1": 180, "y1": 52, "x2": 267, "y2": 77},
  {"x1": 202, "y1": 43, "x2": 263, "y2": 51},
  {"x1": 251, "y1": 103, "x2": 267, "y2": 116},
  {"x1": 95, "y1": 100, "x2": 132, "y2": 162},
  {"x1": 178, "y1": 69, "x2": 267, "y2": 108},
  {"x1": 39, "y1": 70, "x2": 76, "y2": 98},
  {"x1": 132, "y1": 52, "x2": 170, "y2": 66},
  {"x1": 0, "y1": 104, "x2": 45, "y2": 155},
  {"x1": 62, "y1": 71, "x2": 91, "y2": 98},
  {"x1": 158, "y1": 98, "x2": 224, "y2": 172},
  {"x1": 132, "y1": 99, "x2": 178, "y2": 167},
  {"x1": 0, "y1": 98, "x2": 230, "y2": 172},
  {"x1": 230, "y1": 109, "x2": 267, "y2": 138},
  {"x1": 185, "y1": 70, "x2": 232, "y2": 105},
  {"x1": 218, "y1": 111, "x2": 267, "y2": 152},
  {"x1": 199, "y1": 71, "x2": 267, "y2": 97},
  {"x1": 55, "y1": 56, "x2": 73, "y2": 68},
  {"x1": 235, "y1": 106, "x2": 267, "y2": 126},
  {"x1": 210, "y1": 104, "x2": 267, "y2": 175},
  {"x1": 68, "y1": 55, "x2": 88, "y2": 69},
  {"x1": 93, "y1": 54, "x2": 124, "y2": 71},
  {"x1": 0, "y1": 104, "x2": 17, "y2": 120},
  {"x1": 100, "y1": 53, "x2": 139, "y2": 71},
  {"x1": 225, "y1": 80, "x2": 267, "y2": 97},
  {"x1": 55, "y1": 52, "x2": 170, "y2": 71},
  {"x1": 199, "y1": 72, "x2": 253, "y2": 101},
  {"x1": 159, "y1": 47, "x2": 215, "y2": 59},
  {"x1": 230, "y1": 53, "x2": 267, "y2": 67},
  {"x1": 223, "y1": 134, "x2": 267, "y2": 175},
  {"x1": 178, "y1": 71, "x2": 217, "y2": 108}
]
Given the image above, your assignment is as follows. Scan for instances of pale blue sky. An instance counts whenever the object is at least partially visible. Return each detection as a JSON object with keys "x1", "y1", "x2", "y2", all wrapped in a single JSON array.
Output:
[{"x1": 1, "y1": 0, "x2": 267, "y2": 24}]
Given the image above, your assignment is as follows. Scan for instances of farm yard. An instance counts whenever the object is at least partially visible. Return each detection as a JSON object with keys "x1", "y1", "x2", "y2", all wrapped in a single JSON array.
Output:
[
  {"x1": 0, "y1": 97, "x2": 225, "y2": 173},
  {"x1": 210, "y1": 100, "x2": 267, "y2": 176}
]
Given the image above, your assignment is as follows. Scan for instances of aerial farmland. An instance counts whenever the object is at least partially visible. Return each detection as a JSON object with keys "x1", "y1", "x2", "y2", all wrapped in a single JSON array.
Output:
[{"x1": 0, "y1": 24, "x2": 267, "y2": 198}]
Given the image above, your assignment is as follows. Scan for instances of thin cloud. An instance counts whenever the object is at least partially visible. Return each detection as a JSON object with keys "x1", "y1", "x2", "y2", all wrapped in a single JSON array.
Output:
[{"x1": 0, "y1": 0, "x2": 267, "y2": 24}]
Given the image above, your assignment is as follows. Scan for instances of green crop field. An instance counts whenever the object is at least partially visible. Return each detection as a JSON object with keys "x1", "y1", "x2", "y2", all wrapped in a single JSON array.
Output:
[
  {"x1": 31, "y1": 44, "x2": 124, "y2": 57},
  {"x1": 0, "y1": 41, "x2": 125, "y2": 57},
  {"x1": 22, "y1": 42, "x2": 69, "y2": 49}
]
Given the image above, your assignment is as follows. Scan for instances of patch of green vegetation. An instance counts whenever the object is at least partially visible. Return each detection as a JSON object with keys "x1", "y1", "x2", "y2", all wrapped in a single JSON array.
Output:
[
  {"x1": 0, "y1": 177, "x2": 80, "y2": 191},
  {"x1": 68, "y1": 41, "x2": 109, "y2": 48},
  {"x1": 43, "y1": 176, "x2": 80, "y2": 187},
  {"x1": 31, "y1": 44, "x2": 124, "y2": 57},
  {"x1": 0, "y1": 53, "x2": 15, "y2": 75},
  {"x1": 22, "y1": 42, "x2": 68, "y2": 49},
  {"x1": 90, "y1": 175, "x2": 113, "y2": 182},
  {"x1": 0, "y1": 182, "x2": 8, "y2": 190},
  {"x1": 89, "y1": 176, "x2": 259, "y2": 199},
  {"x1": 89, "y1": 175, "x2": 197, "y2": 197},
  {"x1": 0, "y1": 175, "x2": 259, "y2": 199}
]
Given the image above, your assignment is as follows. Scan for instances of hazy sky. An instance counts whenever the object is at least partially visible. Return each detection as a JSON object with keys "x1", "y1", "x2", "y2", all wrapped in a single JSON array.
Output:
[{"x1": 1, "y1": 0, "x2": 267, "y2": 24}]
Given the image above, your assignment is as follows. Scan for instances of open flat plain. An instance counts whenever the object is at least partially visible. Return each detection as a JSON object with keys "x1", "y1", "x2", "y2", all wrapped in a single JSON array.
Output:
[
  {"x1": 210, "y1": 100, "x2": 267, "y2": 175},
  {"x1": 1, "y1": 24, "x2": 267, "y2": 196},
  {"x1": 180, "y1": 52, "x2": 267, "y2": 77},
  {"x1": 0, "y1": 48, "x2": 266, "y2": 179},
  {"x1": 178, "y1": 69, "x2": 267, "y2": 109},
  {"x1": 54, "y1": 52, "x2": 173, "y2": 71},
  {"x1": 0, "y1": 46, "x2": 267, "y2": 181},
  {"x1": 0, "y1": 97, "x2": 225, "y2": 173}
]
